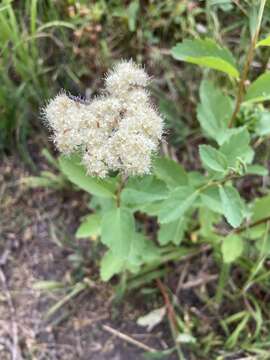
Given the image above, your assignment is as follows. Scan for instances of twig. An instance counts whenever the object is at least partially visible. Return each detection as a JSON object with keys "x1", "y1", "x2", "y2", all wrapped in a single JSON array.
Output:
[
  {"x1": 234, "y1": 215, "x2": 270, "y2": 234},
  {"x1": 102, "y1": 324, "x2": 157, "y2": 353},
  {"x1": 228, "y1": 0, "x2": 267, "y2": 128},
  {"x1": 0, "y1": 268, "x2": 22, "y2": 360},
  {"x1": 179, "y1": 274, "x2": 218, "y2": 290},
  {"x1": 156, "y1": 279, "x2": 185, "y2": 360}
]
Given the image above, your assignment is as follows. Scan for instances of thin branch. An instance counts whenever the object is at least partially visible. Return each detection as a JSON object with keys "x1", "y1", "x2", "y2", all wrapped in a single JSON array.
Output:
[
  {"x1": 229, "y1": 0, "x2": 267, "y2": 128},
  {"x1": 102, "y1": 324, "x2": 157, "y2": 353},
  {"x1": 156, "y1": 279, "x2": 185, "y2": 360},
  {"x1": 234, "y1": 215, "x2": 270, "y2": 234}
]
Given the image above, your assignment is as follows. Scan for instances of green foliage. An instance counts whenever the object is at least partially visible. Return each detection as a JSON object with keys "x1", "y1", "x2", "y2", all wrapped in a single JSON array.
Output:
[
  {"x1": 244, "y1": 73, "x2": 270, "y2": 103},
  {"x1": 59, "y1": 155, "x2": 116, "y2": 198},
  {"x1": 197, "y1": 80, "x2": 233, "y2": 144},
  {"x1": 171, "y1": 38, "x2": 239, "y2": 78},
  {"x1": 222, "y1": 234, "x2": 244, "y2": 263},
  {"x1": 219, "y1": 185, "x2": 246, "y2": 228}
]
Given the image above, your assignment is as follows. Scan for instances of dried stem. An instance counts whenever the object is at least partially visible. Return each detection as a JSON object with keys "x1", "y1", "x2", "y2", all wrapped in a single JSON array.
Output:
[
  {"x1": 156, "y1": 279, "x2": 185, "y2": 360},
  {"x1": 228, "y1": 0, "x2": 267, "y2": 128}
]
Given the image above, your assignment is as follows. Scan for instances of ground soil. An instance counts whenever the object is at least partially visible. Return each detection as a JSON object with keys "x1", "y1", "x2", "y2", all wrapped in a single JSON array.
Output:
[{"x1": 0, "y1": 155, "x2": 180, "y2": 360}]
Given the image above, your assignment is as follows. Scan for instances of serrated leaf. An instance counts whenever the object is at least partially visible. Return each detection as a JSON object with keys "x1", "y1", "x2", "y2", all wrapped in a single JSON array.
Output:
[
  {"x1": 153, "y1": 157, "x2": 188, "y2": 188},
  {"x1": 101, "y1": 207, "x2": 135, "y2": 256},
  {"x1": 121, "y1": 176, "x2": 168, "y2": 206},
  {"x1": 244, "y1": 73, "x2": 270, "y2": 103},
  {"x1": 197, "y1": 80, "x2": 234, "y2": 144},
  {"x1": 222, "y1": 234, "x2": 244, "y2": 263},
  {"x1": 158, "y1": 218, "x2": 186, "y2": 245},
  {"x1": 76, "y1": 213, "x2": 101, "y2": 238},
  {"x1": 171, "y1": 38, "x2": 239, "y2": 78},
  {"x1": 220, "y1": 127, "x2": 254, "y2": 167},
  {"x1": 256, "y1": 35, "x2": 270, "y2": 47},
  {"x1": 100, "y1": 207, "x2": 160, "y2": 280},
  {"x1": 100, "y1": 251, "x2": 125, "y2": 281},
  {"x1": 200, "y1": 186, "x2": 224, "y2": 214},
  {"x1": 158, "y1": 186, "x2": 198, "y2": 224},
  {"x1": 59, "y1": 155, "x2": 116, "y2": 198},
  {"x1": 219, "y1": 185, "x2": 245, "y2": 228},
  {"x1": 199, "y1": 145, "x2": 228, "y2": 173}
]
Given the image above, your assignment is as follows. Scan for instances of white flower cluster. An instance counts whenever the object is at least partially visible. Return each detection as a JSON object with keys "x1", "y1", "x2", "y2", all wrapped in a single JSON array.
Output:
[{"x1": 44, "y1": 60, "x2": 163, "y2": 178}]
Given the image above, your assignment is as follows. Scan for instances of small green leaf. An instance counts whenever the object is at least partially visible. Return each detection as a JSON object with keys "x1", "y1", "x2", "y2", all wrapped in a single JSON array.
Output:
[
  {"x1": 127, "y1": 0, "x2": 139, "y2": 32},
  {"x1": 171, "y1": 38, "x2": 239, "y2": 78},
  {"x1": 252, "y1": 194, "x2": 270, "y2": 222},
  {"x1": 256, "y1": 112, "x2": 270, "y2": 136},
  {"x1": 153, "y1": 157, "x2": 188, "y2": 188},
  {"x1": 200, "y1": 186, "x2": 224, "y2": 214},
  {"x1": 246, "y1": 165, "x2": 268, "y2": 176},
  {"x1": 76, "y1": 214, "x2": 101, "y2": 238},
  {"x1": 101, "y1": 206, "x2": 135, "y2": 257},
  {"x1": 158, "y1": 218, "x2": 186, "y2": 245},
  {"x1": 100, "y1": 251, "x2": 125, "y2": 281},
  {"x1": 199, "y1": 145, "x2": 228, "y2": 173},
  {"x1": 219, "y1": 185, "x2": 245, "y2": 228},
  {"x1": 59, "y1": 154, "x2": 116, "y2": 198},
  {"x1": 222, "y1": 234, "x2": 244, "y2": 263},
  {"x1": 244, "y1": 73, "x2": 270, "y2": 103},
  {"x1": 121, "y1": 176, "x2": 168, "y2": 206},
  {"x1": 197, "y1": 80, "x2": 234, "y2": 144},
  {"x1": 220, "y1": 127, "x2": 254, "y2": 167},
  {"x1": 256, "y1": 35, "x2": 270, "y2": 47},
  {"x1": 158, "y1": 186, "x2": 198, "y2": 224},
  {"x1": 101, "y1": 206, "x2": 159, "y2": 271}
]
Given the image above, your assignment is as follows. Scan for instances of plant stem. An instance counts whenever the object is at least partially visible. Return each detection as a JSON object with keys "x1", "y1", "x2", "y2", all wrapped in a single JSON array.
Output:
[
  {"x1": 156, "y1": 279, "x2": 186, "y2": 360},
  {"x1": 215, "y1": 262, "x2": 230, "y2": 305},
  {"x1": 228, "y1": 0, "x2": 267, "y2": 128},
  {"x1": 116, "y1": 175, "x2": 127, "y2": 207}
]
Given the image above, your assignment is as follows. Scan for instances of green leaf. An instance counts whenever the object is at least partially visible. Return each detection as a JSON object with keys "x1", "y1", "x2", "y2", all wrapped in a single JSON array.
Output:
[
  {"x1": 153, "y1": 157, "x2": 188, "y2": 188},
  {"x1": 256, "y1": 112, "x2": 270, "y2": 136},
  {"x1": 101, "y1": 206, "x2": 135, "y2": 257},
  {"x1": 101, "y1": 206, "x2": 159, "y2": 267},
  {"x1": 252, "y1": 194, "x2": 270, "y2": 222},
  {"x1": 219, "y1": 185, "x2": 245, "y2": 228},
  {"x1": 246, "y1": 165, "x2": 268, "y2": 176},
  {"x1": 244, "y1": 73, "x2": 270, "y2": 103},
  {"x1": 100, "y1": 251, "x2": 125, "y2": 281},
  {"x1": 197, "y1": 80, "x2": 234, "y2": 144},
  {"x1": 121, "y1": 176, "x2": 168, "y2": 206},
  {"x1": 220, "y1": 127, "x2": 254, "y2": 167},
  {"x1": 256, "y1": 35, "x2": 270, "y2": 47},
  {"x1": 59, "y1": 154, "x2": 116, "y2": 198},
  {"x1": 76, "y1": 213, "x2": 101, "y2": 238},
  {"x1": 200, "y1": 186, "x2": 224, "y2": 214},
  {"x1": 127, "y1": 0, "x2": 139, "y2": 32},
  {"x1": 222, "y1": 234, "x2": 244, "y2": 263},
  {"x1": 158, "y1": 218, "x2": 186, "y2": 245},
  {"x1": 171, "y1": 38, "x2": 239, "y2": 78},
  {"x1": 158, "y1": 186, "x2": 198, "y2": 224},
  {"x1": 199, "y1": 145, "x2": 228, "y2": 173}
]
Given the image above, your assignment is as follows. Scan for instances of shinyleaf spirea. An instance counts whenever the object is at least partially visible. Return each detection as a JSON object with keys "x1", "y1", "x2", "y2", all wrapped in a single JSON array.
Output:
[{"x1": 43, "y1": 60, "x2": 164, "y2": 178}]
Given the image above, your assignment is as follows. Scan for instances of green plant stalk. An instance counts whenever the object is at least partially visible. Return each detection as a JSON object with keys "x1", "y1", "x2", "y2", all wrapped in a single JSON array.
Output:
[
  {"x1": 215, "y1": 262, "x2": 230, "y2": 305},
  {"x1": 229, "y1": 0, "x2": 267, "y2": 127}
]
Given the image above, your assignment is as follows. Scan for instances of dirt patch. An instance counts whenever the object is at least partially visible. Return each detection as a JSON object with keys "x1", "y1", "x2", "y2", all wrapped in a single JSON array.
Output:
[{"x1": 0, "y1": 156, "x2": 177, "y2": 360}]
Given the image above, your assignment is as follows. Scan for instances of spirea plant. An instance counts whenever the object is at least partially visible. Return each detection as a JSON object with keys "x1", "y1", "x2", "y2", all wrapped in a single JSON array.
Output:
[{"x1": 43, "y1": 2, "x2": 270, "y2": 286}]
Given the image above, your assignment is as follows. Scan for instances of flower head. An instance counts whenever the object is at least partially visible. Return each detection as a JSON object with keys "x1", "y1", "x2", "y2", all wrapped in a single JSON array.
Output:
[{"x1": 43, "y1": 60, "x2": 163, "y2": 178}]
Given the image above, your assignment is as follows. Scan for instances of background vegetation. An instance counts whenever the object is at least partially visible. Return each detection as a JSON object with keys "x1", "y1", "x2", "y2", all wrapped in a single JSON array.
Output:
[{"x1": 1, "y1": 1, "x2": 270, "y2": 359}]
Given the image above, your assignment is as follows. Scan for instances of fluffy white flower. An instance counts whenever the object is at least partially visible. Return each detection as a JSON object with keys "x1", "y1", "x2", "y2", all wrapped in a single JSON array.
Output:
[
  {"x1": 105, "y1": 60, "x2": 150, "y2": 97},
  {"x1": 43, "y1": 60, "x2": 163, "y2": 177}
]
